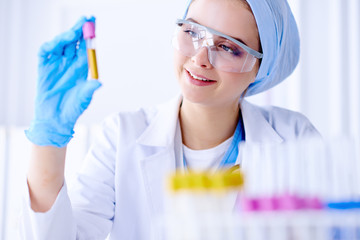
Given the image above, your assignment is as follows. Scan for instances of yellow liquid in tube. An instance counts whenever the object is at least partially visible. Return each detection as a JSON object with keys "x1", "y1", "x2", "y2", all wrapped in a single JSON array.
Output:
[{"x1": 87, "y1": 49, "x2": 98, "y2": 80}]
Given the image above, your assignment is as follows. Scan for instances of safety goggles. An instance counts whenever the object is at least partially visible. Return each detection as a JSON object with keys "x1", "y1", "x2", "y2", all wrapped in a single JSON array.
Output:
[{"x1": 173, "y1": 19, "x2": 263, "y2": 73}]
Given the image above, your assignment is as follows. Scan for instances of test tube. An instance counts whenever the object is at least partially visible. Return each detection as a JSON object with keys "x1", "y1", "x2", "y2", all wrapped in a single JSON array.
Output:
[{"x1": 82, "y1": 21, "x2": 99, "y2": 80}]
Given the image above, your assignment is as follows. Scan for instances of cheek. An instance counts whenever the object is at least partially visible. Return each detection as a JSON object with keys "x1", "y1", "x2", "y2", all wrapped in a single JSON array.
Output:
[
  {"x1": 221, "y1": 58, "x2": 260, "y2": 85},
  {"x1": 220, "y1": 72, "x2": 257, "y2": 97},
  {"x1": 173, "y1": 50, "x2": 187, "y2": 73}
]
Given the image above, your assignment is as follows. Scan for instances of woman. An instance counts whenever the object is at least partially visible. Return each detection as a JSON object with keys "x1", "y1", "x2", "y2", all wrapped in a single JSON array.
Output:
[{"x1": 21, "y1": 0, "x2": 319, "y2": 239}]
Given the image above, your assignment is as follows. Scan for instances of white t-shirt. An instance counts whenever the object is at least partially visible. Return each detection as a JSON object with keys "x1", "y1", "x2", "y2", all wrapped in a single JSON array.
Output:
[{"x1": 182, "y1": 136, "x2": 233, "y2": 171}]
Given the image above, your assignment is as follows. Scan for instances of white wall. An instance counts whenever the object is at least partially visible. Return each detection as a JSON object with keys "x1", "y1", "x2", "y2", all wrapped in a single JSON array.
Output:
[{"x1": 0, "y1": 0, "x2": 359, "y2": 239}]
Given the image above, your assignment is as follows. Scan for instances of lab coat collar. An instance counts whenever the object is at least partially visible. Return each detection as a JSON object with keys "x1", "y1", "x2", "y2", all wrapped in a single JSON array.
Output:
[
  {"x1": 136, "y1": 95, "x2": 182, "y2": 147},
  {"x1": 241, "y1": 100, "x2": 284, "y2": 143},
  {"x1": 137, "y1": 95, "x2": 283, "y2": 147}
]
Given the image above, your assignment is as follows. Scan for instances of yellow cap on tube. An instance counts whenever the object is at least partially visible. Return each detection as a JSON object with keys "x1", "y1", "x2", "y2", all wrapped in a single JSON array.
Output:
[{"x1": 168, "y1": 168, "x2": 245, "y2": 192}]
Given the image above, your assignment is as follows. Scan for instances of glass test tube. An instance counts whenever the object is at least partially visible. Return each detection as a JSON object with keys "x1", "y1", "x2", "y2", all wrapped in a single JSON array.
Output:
[{"x1": 82, "y1": 21, "x2": 99, "y2": 80}]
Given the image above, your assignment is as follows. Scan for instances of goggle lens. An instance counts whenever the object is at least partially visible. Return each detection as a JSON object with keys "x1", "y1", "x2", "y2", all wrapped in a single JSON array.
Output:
[{"x1": 173, "y1": 20, "x2": 259, "y2": 73}]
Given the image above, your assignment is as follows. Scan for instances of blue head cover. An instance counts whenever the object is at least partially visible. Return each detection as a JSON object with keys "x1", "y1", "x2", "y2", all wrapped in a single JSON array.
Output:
[{"x1": 183, "y1": 0, "x2": 300, "y2": 96}]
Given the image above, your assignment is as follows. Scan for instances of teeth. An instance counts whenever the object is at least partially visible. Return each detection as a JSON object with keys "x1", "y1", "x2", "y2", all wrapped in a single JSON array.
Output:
[{"x1": 189, "y1": 71, "x2": 211, "y2": 82}]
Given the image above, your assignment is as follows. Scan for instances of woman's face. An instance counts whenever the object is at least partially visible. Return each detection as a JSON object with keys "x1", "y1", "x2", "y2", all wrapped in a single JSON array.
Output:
[{"x1": 174, "y1": 0, "x2": 261, "y2": 108}]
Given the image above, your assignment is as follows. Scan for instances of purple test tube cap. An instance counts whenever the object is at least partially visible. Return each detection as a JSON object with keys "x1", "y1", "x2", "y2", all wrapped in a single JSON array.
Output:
[
  {"x1": 277, "y1": 194, "x2": 304, "y2": 211},
  {"x1": 83, "y1": 21, "x2": 95, "y2": 39},
  {"x1": 258, "y1": 196, "x2": 278, "y2": 211},
  {"x1": 303, "y1": 197, "x2": 324, "y2": 210},
  {"x1": 239, "y1": 197, "x2": 259, "y2": 212}
]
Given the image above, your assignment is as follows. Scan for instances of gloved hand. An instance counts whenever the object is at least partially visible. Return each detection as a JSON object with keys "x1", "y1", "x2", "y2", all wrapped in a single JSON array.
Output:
[{"x1": 25, "y1": 16, "x2": 102, "y2": 148}]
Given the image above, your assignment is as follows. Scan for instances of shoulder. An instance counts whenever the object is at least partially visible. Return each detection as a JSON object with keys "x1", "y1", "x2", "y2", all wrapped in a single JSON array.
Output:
[
  {"x1": 101, "y1": 105, "x2": 158, "y2": 138},
  {"x1": 242, "y1": 100, "x2": 320, "y2": 141},
  {"x1": 260, "y1": 105, "x2": 311, "y2": 126},
  {"x1": 100, "y1": 96, "x2": 180, "y2": 141}
]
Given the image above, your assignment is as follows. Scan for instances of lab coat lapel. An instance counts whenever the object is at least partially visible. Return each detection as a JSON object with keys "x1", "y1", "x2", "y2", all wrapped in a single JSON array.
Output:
[
  {"x1": 136, "y1": 95, "x2": 181, "y2": 147},
  {"x1": 241, "y1": 100, "x2": 284, "y2": 143},
  {"x1": 140, "y1": 147, "x2": 174, "y2": 217},
  {"x1": 137, "y1": 95, "x2": 182, "y2": 217},
  {"x1": 235, "y1": 100, "x2": 283, "y2": 166}
]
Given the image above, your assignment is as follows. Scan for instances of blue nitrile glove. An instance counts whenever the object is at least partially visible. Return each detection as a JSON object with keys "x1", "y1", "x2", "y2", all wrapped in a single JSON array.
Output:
[{"x1": 25, "y1": 16, "x2": 102, "y2": 148}]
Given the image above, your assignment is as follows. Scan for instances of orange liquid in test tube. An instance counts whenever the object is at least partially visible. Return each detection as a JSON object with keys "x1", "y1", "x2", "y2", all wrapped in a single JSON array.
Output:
[{"x1": 87, "y1": 49, "x2": 98, "y2": 79}]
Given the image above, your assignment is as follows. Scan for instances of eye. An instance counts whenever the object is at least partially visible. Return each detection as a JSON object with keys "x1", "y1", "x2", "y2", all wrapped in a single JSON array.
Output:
[
  {"x1": 219, "y1": 44, "x2": 243, "y2": 57},
  {"x1": 179, "y1": 23, "x2": 201, "y2": 39},
  {"x1": 184, "y1": 29, "x2": 199, "y2": 38}
]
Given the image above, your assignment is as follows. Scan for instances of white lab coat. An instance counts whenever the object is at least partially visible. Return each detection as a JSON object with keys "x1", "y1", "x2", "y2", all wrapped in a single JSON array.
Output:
[{"x1": 20, "y1": 95, "x2": 319, "y2": 240}]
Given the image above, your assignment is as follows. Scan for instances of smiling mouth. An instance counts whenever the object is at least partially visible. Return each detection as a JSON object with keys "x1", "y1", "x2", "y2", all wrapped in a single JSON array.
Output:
[{"x1": 187, "y1": 70, "x2": 215, "y2": 82}]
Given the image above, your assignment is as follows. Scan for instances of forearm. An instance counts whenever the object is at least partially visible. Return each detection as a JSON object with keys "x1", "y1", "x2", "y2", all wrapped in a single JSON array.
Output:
[{"x1": 27, "y1": 144, "x2": 66, "y2": 212}]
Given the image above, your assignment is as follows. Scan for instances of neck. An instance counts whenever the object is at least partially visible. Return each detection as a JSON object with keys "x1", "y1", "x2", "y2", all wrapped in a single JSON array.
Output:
[{"x1": 179, "y1": 99, "x2": 240, "y2": 150}]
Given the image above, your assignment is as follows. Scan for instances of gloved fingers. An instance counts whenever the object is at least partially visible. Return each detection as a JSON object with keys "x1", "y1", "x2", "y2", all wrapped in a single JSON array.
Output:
[
  {"x1": 76, "y1": 37, "x2": 87, "y2": 56},
  {"x1": 63, "y1": 41, "x2": 78, "y2": 59},
  {"x1": 59, "y1": 38, "x2": 88, "y2": 86},
  {"x1": 48, "y1": 59, "x2": 88, "y2": 97},
  {"x1": 77, "y1": 80, "x2": 102, "y2": 112},
  {"x1": 40, "y1": 38, "x2": 88, "y2": 94},
  {"x1": 58, "y1": 39, "x2": 84, "y2": 74},
  {"x1": 70, "y1": 16, "x2": 95, "y2": 32},
  {"x1": 58, "y1": 38, "x2": 89, "y2": 85},
  {"x1": 60, "y1": 38, "x2": 86, "y2": 79},
  {"x1": 38, "y1": 16, "x2": 94, "y2": 65},
  {"x1": 58, "y1": 80, "x2": 101, "y2": 124},
  {"x1": 37, "y1": 53, "x2": 77, "y2": 93},
  {"x1": 38, "y1": 30, "x2": 79, "y2": 65},
  {"x1": 80, "y1": 80, "x2": 102, "y2": 100}
]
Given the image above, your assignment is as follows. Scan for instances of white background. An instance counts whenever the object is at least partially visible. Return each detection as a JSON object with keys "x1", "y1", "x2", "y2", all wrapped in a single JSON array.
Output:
[{"x1": 0, "y1": 0, "x2": 359, "y2": 239}]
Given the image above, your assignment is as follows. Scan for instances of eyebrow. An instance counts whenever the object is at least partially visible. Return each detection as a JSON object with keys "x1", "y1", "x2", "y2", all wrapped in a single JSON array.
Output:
[{"x1": 185, "y1": 17, "x2": 248, "y2": 46}]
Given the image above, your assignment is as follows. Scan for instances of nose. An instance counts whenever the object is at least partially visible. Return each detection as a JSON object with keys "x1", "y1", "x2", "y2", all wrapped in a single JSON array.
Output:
[{"x1": 191, "y1": 46, "x2": 213, "y2": 70}]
